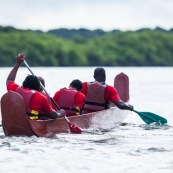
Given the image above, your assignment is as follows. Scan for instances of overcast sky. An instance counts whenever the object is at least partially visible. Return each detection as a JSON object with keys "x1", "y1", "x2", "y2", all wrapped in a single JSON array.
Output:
[{"x1": 0, "y1": 0, "x2": 173, "y2": 31}]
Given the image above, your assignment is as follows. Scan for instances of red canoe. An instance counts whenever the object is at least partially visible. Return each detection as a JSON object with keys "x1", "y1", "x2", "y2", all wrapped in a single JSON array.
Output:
[{"x1": 0, "y1": 72, "x2": 129, "y2": 137}]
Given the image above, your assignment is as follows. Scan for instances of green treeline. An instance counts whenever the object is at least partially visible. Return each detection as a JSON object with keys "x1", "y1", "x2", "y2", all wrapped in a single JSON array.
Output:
[{"x1": 0, "y1": 26, "x2": 173, "y2": 66}]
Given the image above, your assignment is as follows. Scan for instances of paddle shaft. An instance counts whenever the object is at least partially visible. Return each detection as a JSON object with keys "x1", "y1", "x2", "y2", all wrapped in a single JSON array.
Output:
[{"x1": 23, "y1": 60, "x2": 70, "y2": 123}]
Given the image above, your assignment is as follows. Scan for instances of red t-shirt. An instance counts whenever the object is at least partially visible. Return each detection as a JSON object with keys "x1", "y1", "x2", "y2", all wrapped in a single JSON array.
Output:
[
  {"x1": 81, "y1": 82, "x2": 120, "y2": 103},
  {"x1": 53, "y1": 89, "x2": 86, "y2": 112},
  {"x1": 7, "y1": 81, "x2": 52, "y2": 114}
]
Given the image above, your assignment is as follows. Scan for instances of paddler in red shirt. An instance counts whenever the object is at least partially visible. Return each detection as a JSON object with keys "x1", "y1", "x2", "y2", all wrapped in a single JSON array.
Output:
[
  {"x1": 53, "y1": 79, "x2": 86, "y2": 116},
  {"x1": 81, "y1": 67, "x2": 133, "y2": 114},
  {"x1": 6, "y1": 53, "x2": 66, "y2": 120},
  {"x1": 37, "y1": 76, "x2": 53, "y2": 107}
]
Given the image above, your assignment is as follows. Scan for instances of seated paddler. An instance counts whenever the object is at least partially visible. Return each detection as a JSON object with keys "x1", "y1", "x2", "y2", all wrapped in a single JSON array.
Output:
[
  {"x1": 81, "y1": 67, "x2": 134, "y2": 114},
  {"x1": 53, "y1": 79, "x2": 86, "y2": 116},
  {"x1": 37, "y1": 76, "x2": 53, "y2": 107},
  {"x1": 6, "y1": 53, "x2": 66, "y2": 120}
]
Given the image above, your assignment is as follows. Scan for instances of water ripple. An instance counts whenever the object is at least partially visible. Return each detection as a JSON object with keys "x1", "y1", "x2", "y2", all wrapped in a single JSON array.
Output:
[{"x1": 147, "y1": 147, "x2": 168, "y2": 152}]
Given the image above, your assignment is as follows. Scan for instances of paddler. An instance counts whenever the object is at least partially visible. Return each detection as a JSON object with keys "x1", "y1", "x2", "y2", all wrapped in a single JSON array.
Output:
[
  {"x1": 81, "y1": 67, "x2": 134, "y2": 114},
  {"x1": 53, "y1": 79, "x2": 86, "y2": 116},
  {"x1": 6, "y1": 53, "x2": 66, "y2": 120}
]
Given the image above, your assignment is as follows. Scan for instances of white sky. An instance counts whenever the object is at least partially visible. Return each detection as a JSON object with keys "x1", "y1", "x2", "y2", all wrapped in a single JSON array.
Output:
[{"x1": 0, "y1": 0, "x2": 173, "y2": 31}]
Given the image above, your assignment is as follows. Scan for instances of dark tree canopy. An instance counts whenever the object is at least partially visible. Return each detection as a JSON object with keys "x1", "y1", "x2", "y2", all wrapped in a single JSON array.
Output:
[{"x1": 0, "y1": 25, "x2": 173, "y2": 67}]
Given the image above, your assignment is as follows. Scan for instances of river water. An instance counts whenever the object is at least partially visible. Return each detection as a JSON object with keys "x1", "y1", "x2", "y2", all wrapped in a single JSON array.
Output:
[{"x1": 0, "y1": 67, "x2": 173, "y2": 173}]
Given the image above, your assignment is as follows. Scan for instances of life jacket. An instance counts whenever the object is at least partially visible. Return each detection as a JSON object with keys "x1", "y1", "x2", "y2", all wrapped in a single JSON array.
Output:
[
  {"x1": 16, "y1": 87, "x2": 36, "y2": 113},
  {"x1": 57, "y1": 88, "x2": 78, "y2": 116},
  {"x1": 83, "y1": 81, "x2": 109, "y2": 111},
  {"x1": 16, "y1": 87, "x2": 44, "y2": 120}
]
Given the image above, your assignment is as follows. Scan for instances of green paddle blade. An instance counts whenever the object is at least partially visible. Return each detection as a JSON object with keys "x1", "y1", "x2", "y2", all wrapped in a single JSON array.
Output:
[{"x1": 133, "y1": 110, "x2": 167, "y2": 125}]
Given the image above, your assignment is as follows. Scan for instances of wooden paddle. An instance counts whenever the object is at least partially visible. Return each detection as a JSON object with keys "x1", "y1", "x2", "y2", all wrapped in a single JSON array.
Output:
[
  {"x1": 133, "y1": 109, "x2": 167, "y2": 125},
  {"x1": 23, "y1": 60, "x2": 82, "y2": 134}
]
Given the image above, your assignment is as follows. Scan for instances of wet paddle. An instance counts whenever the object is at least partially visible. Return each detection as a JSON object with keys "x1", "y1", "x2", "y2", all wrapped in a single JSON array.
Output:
[
  {"x1": 23, "y1": 60, "x2": 82, "y2": 134},
  {"x1": 133, "y1": 109, "x2": 167, "y2": 125}
]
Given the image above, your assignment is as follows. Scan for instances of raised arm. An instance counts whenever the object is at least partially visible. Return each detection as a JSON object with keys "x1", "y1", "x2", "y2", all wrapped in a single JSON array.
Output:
[{"x1": 6, "y1": 53, "x2": 25, "y2": 84}]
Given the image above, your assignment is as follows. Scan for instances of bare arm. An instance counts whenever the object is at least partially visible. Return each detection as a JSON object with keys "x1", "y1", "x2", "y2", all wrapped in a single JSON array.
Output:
[
  {"x1": 114, "y1": 100, "x2": 133, "y2": 111},
  {"x1": 48, "y1": 109, "x2": 66, "y2": 119},
  {"x1": 6, "y1": 54, "x2": 25, "y2": 85}
]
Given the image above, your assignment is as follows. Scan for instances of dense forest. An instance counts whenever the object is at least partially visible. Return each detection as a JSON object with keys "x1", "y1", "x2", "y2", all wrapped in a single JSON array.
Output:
[{"x1": 0, "y1": 25, "x2": 173, "y2": 67}]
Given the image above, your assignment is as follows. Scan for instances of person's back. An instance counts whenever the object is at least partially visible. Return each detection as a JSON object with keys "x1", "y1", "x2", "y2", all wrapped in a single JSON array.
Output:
[
  {"x1": 81, "y1": 67, "x2": 133, "y2": 113},
  {"x1": 83, "y1": 81, "x2": 109, "y2": 113},
  {"x1": 6, "y1": 54, "x2": 65, "y2": 120},
  {"x1": 53, "y1": 79, "x2": 86, "y2": 116}
]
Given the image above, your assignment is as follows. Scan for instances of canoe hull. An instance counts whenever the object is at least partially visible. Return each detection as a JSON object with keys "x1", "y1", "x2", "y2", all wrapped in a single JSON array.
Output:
[
  {"x1": 1, "y1": 91, "x2": 127, "y2": 137},
  {"x1": 29, "y1": 106, "x2": 127, "y2": 137}
]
